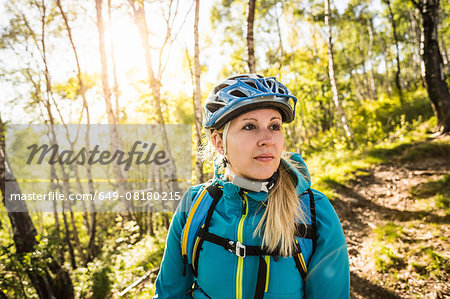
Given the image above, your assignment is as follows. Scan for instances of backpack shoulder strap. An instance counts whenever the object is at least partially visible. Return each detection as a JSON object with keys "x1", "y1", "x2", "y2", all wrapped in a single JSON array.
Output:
[
  {"x1": 293, "y1": 188, "x2": 317, "y2": 280},
  {"x1": 307, "y1": 188, "x2": 317, "y2": 253},
  {"x1": 181, "y1": 184, "x2": 223, "y2": 276}
]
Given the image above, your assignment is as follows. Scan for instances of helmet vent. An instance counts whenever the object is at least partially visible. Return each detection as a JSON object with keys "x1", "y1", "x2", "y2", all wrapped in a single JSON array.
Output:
[
  {"x1": 229, "y1": 89, "x2": 248, "y2": 97},
  {"x1": 242, "y1": 80, "x2": 258, "y2": 89},
  {"x1": 214, "y1": 83, "x2": 230, "y2": 94}
]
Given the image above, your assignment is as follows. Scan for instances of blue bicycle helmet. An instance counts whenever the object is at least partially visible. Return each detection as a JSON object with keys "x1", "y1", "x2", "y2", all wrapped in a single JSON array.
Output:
[{"x1": 203, "y1": 74, "x2": 297, "y2": 129}]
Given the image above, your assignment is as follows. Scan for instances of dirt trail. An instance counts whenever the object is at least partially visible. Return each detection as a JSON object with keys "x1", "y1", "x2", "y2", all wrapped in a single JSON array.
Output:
[{"x1": 330, "y1": 149, "x2": 449, "y2": 298}]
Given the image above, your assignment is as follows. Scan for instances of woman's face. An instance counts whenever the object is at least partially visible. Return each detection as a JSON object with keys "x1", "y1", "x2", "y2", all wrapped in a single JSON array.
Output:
[{"x1": 212, "y1": 109, "x2": 284, "y2": 180}]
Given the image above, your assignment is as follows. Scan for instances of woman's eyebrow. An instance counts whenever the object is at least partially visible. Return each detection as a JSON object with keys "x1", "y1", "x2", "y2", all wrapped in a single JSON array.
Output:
[{"x1": 242, "y1": 116, "x2": 281, "y2": 121}]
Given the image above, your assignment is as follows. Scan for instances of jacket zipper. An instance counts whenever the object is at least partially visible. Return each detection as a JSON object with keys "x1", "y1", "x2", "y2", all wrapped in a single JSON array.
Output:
[{"x1": 236, "y1": 191, "x2": 248, "y2": 299}]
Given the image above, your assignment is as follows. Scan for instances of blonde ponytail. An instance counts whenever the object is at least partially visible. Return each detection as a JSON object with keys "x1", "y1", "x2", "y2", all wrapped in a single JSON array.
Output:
[{"x1": 254, "y1": 157, "x2": 307, "y2": 257}]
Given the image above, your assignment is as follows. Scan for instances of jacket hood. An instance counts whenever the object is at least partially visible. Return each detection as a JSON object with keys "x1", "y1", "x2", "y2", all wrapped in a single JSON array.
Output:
[{"x1": 212, "y1": 152, "x2": 311, "y2": 202}]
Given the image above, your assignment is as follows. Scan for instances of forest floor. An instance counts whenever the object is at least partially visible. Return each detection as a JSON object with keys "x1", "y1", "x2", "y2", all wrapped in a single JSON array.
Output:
[{"x1": 330, "y1": 136, "x2": 450, "y2": 298}]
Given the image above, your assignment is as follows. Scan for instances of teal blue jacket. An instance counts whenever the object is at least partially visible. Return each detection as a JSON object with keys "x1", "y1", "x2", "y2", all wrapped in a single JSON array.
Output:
[{"x1": 154, "y1": 153, "x2": 349, "y2": 298}]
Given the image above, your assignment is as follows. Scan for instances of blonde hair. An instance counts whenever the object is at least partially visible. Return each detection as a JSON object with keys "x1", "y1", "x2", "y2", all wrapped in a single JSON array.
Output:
[
  {"x1": 254, "y1": 157, "x2": 307, "y2": 256},
  {"x1": 198, "y1": 127, "x2": 224, "y2": 167},
  {"x1": 199, "y1": 129, "x2": 307, "y2": 257}
]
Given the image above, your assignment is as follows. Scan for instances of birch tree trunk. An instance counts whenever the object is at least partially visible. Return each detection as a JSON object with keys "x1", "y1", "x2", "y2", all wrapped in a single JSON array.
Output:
[
  {"x1": 127, "y1": 0, "x2": 165, "y2": 126},
  {"x1": 95, "y1": 0, "x2": 127, "y2": 206},
  {"x1": 55, "y1": 0, "x2": 99, "y2": 264},
  {"x1": 108, "y1": 0, "x2": 121, "y2": 121},
  {"x1": 193, "y1": 0, "x2": 204, "y2": 184},
  {"x1": 247, "y1": 0, "x2": 256, "y2": 73},
  {"x1": 367, "y1": 17, "x2": 377, "y2": 100},
  {"x1": 383, "y1": 0, "x2": 404, "y2": 103},
  {"x1": 324, "y1": 0, "x2": 355, "y2": 146},
  {"x1": 128, "y1": 0, "x2": 181, "y2": 205},
  {"x1": 38, "y1": 0, "x2": 78, "y2": 269}
]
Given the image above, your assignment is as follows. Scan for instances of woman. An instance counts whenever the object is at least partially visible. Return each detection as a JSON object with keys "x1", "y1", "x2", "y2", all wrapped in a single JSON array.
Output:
[{"x1": 154, "y1": 74, "x2": 349, "y2": 298}]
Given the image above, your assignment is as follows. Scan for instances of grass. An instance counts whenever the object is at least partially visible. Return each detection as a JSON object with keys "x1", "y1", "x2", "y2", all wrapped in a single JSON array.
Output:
[
  {"x1": 372, "y1": 222, "x2": 406, "y2": 272},
  {"x1": 411, "y1": 174, "x2": 450, "y2": 215},
  {"x1": 305, "y1": 147, "x2": 373, "y2": 199},
  {"x1": 371, "y1": 221, "x2": 449, "y2": 279},
  {"x1": 374, "y1": 222, "x2": 403, "y2": 243}
]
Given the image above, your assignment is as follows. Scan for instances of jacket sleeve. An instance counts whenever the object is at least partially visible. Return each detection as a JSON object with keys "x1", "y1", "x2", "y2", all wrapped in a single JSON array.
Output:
[
  {"x1": 153, "y1": 187, "x2": 197, "y2": 299},
  {"x1": 304, "y1": 190, "x2": 350, "y2": 299}
]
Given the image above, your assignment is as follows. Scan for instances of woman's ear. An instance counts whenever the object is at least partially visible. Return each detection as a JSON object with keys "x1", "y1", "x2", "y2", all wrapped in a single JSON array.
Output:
[{"x1": 210, "y1": 131, "x2": 224, "y2": 154}]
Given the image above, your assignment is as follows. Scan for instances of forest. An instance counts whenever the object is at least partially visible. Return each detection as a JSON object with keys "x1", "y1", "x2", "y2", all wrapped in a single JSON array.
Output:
[{"x1": 0, "y1": 0, "x2": 449, "y2": 298}]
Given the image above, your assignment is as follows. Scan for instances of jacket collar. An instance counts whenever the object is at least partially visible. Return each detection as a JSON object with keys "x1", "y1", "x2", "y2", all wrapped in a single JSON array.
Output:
[{"x1": 212, "y1": 152, "x2": 311, "y2": 202}]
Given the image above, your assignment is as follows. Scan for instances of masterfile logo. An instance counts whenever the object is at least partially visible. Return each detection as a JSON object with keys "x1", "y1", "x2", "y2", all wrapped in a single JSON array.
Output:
[{"x1": 4, "y1": 124, "x2": 192, "y2": 213}]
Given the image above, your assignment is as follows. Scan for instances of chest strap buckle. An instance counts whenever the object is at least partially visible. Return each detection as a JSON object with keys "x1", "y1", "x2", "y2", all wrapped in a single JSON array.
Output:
[{"x1": 228, "y1": 240, "x2": 246, "y2": 258}]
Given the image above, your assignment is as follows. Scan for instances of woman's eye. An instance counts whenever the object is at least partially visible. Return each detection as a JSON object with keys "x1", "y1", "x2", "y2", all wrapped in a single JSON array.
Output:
[
  {"x1": 270, "y1": 123, "x2": 281, "y2": 131},
  {"x1": 243, "y1": 123, "x2": 256, "y2": 130}
]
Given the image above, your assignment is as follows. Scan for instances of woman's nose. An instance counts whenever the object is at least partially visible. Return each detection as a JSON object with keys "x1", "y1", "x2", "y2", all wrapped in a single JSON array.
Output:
[{"x1": 257, "y1": 129, "x2": 275, "y2": 147}]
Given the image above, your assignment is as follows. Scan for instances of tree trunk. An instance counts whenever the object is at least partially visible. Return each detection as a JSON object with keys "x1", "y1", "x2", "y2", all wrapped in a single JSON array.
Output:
[
  {"x1": 247, "y1": 0, "x2": 256, "y2": 73},
  {"x1": 40, "y1": 0, "x2": 77, "y2": 268},
  {"x1": 69, "y1": 208, "x2": 82, "y2": 252},
  {"x1": 128, "y1": 0, "x2": 181, "y2": 206},
  {"x1": 357, "y1": 29, "x2": 371, "y2": 101},
  {"x1": 0, "y1": 118, "x2": 74, "y2": 299},
  {"x1": 56, "y1": 0, "x2": 96, "y2": 248},
  {"x1": 95, "y1": 0, "x2": 127, "y2": 205},
  {"x1": 438, "y1": 34, "x2": 449, "y2": 76},
  {"x1": 193, "y1": 0, "x2": 204, "y2": 184},
  {"x1": 414, "y1": 0, "x2": 450, "y2": 134},
  {"x1": 127, "y1": 0, "x2": 165, "y2": 125},
  {"x1": 410, "y1": 9, "x2": 423, "y2": 86},
  {"x1": 367, "y1": 17, "x2": 377, "y2": 100},
  {"x1": 39, "y1": 1, "x2": 71, "y2": 267},
  {"x1": 383, "y1": 44, "x2": 392, "y2": 96},
  {"x1": 383, "y1": 0, "x2": 404, "y2": 103},
  {"x1": 58, "y1": 0, "x2": 100, "y2": 263},
  {"x1": 62, "y1": 208, "x2": 77, "y2": 269},
  {"x1": 274, "y1": 4, "x2": 285, "y2": 71},
  {"x1": 324, "y1": 0, "x2": 355, "y2": 147},
  {"x1": 108, "y1": 0, "x2": 121, "y2": 121}
]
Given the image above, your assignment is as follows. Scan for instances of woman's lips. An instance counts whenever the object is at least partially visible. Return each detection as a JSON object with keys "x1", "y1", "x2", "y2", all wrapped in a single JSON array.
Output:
[{"x1": 254, "y1": 155, "x2": 274, "y2": 162}]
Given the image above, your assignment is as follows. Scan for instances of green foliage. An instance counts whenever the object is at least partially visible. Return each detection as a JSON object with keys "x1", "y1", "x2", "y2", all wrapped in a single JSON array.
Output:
[
  {"x1": 92, "y1": 266, "x2": 112, "y2": 299},
  {"x1": 350, "y1": 89, "x2": 433, "y2": 146},
  {"x1": 70, "y1": 217, "x2": 167, "y2": 297},
  {"x1": 53, "y1": 73, "x2": 98, "y2": 100}
]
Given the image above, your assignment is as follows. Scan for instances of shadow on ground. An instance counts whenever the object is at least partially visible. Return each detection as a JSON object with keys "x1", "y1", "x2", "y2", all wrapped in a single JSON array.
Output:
[
  {"x1": 350, "y1": 272, "x2": 401, "y2": 299},
  {"x1": 368, "y1": 141, "x2": 450, "y2": 163}
]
